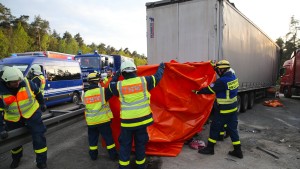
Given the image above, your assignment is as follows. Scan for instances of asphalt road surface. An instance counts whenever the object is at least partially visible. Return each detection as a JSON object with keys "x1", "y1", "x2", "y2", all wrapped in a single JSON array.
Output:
[{"x1": 0, "y1": 95, "x2": 299, "y2": 169}]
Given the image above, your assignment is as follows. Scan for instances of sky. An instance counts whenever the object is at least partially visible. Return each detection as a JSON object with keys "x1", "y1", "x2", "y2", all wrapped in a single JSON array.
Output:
[{"x1": 1, "y1": 0, "x2": 300, "y2": 56}]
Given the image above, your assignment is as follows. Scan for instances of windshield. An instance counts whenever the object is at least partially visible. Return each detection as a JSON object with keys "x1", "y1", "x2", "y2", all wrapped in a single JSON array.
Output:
[
  {"x1": 75, "y1": 57, "x2": 100, "y2": 69},
  {"x1": 0, "y1": 64, "x2": 29, "y2": 75}
]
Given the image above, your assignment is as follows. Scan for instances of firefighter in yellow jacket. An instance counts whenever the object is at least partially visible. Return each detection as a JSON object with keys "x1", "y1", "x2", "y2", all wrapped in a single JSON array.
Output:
[
  {"x1": 109, "y1": 60, "x2": 165, "y2": 169},
  {"x1": 0, "y1": 67, "x2": 47, "y2": 169},
  {"x1": 83, "y1": 72, "x2": 118, "y2": 161}
]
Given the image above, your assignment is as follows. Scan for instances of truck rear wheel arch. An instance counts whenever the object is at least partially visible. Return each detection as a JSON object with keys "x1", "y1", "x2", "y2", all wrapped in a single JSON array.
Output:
[
  {"x1": 283, "y1": 86, "x2": 292, "y2": 98},
  {"x1": 240, "y1": 93, "x2": 248, "y2": 113},
  {"x1": 237, "y1": 95, "x2": 241, "y2": 113},
  {"x1": 247, "y1": 91, "x2": 255, "y2": 109}
]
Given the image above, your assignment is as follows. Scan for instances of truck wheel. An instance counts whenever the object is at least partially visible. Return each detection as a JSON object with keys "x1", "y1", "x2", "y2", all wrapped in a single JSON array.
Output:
[
  {"x1": 72, "y1": 92, "x2": 80, "y2": 104},
  {"x1": 240, "y1": 93, "x2": 248, "y2": 113},
  {"x1": 283, "y1": 87, "x2": 292, "y2": 98},
  {"x1": 248, "y1": 92, "x2": 255, "y2": 109},
  {"x1": 237, "y1": 95, "x2": 241, "y2": 113}
]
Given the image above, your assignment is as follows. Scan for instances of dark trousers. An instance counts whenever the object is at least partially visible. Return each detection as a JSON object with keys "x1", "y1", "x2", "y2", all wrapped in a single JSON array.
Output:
[
  {"x1": 6, "y1": 110, "x2": 47, "y2": 164},
  {"x1": 209, "y1": 110, "x2": 240, "y2": 144},
  {"x1": 209, "y1": 102, "x2": 228, "y2": 137},
  {"x1": 88, "y1": 122, "x2": 117, "y2": 159},
  {"x1": 119, "y1": 127, "x2": 149, "y2": 169}
]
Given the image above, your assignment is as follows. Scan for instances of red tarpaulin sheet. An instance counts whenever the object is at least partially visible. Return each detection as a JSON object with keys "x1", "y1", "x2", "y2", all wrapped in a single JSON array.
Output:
[{"x1": 108, "y1": 61, "x2": 216, "y2": 157}]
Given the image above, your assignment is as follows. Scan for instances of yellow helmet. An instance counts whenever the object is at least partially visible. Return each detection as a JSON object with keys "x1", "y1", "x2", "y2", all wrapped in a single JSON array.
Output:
[
  {"x1": 87, "y1": 72, "x2": 100, "y2": 81},
  {"x1": 216, "y1": 60, "x2": 230, "y2": 69}
]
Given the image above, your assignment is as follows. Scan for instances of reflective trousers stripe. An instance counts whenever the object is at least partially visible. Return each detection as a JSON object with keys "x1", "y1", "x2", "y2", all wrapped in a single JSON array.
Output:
[
  {"x1": 232, "y1": 141, "x2": 241, "y2": 145},
  {"x1": 90, "y1": 146, "x2": 98, "y2": 150},
  {"x1": 35, "y1": 147, "x2": 47, "y2": 154},
  {"x1": 11, "y1": 147, "x2": 23, "y2": 154},
  {"x1": 107, "y1": 143, "x2": 116, "y2": 150},
  {"x1": 119, "y1": 160, "x2": 130, "y2": 166},
  {"x1": 136, "y1": 158, "x2": 146, "y2": 165},
  {"x1": 208, "y1": 138, "x2": 216, "y2": 143}
]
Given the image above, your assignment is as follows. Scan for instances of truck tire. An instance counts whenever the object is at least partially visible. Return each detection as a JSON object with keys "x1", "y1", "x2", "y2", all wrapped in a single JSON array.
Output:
[
  {"x1": 240, "y1": 93, "x2": 248, "y2": 113},
  {"x1": 247, "y1": 92, "x2": 255, "y2": 109},
  {"x1": 237, "y1": 95, "x2": 241, "y2": 113},
  {"x1": 72, "y1": 92, "x2": 80, "y2": 104},
  {"x1": 283, "y1": 87, "x2": 292, "y2": 98}
]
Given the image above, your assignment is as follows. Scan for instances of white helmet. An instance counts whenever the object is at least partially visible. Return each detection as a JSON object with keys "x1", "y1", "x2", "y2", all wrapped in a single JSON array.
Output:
[
  {"x1": 120, "y1": 60, "x2": 137, "y2": 73},
  {"x1": 31, "y1": 64, "x2": 42, "y2": 75},
  {"x1": 1, "y1": 67, "x2": 24, "y2": 82}
]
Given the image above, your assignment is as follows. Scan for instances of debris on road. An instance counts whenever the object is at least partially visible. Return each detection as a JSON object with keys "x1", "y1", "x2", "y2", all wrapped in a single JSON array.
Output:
[
  {"x1": 189, "y1": 139, "x2": 205, "y2": 150},
  {"x1": 256, "y1": 146, "x2": 279, "y2": 159},
  {"x1": 263, "y1": 100, "x2": 283, "y2": 107},
  {"x1": 279, "y1": 138, "x2": 286, "y2": 143}
]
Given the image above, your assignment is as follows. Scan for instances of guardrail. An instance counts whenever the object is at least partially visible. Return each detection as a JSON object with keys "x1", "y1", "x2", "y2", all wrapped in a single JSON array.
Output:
[{"x1": 0, "y1": 104, "x2": 85, "y2": 154}]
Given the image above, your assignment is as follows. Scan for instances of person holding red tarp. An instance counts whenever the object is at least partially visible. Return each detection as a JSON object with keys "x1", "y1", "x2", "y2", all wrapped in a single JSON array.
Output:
[
  {"x1": 109, "y1": 60, "x2": 165, "y2": 169},
  {"x1": 192, "y1": 60, "x2": 243, "y2": 159},
  {"x1": 108, "y1": 61, "x2": 216, "y2": 157}
]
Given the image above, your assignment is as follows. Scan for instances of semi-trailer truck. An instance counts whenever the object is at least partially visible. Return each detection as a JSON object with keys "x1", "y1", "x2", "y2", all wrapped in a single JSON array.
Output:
[
  {"x1": 280, "y1": 49, "x2": 300, "y2": 98},
  {"x1": 146, "y1": 0, "x2": 280, "y2": 112}
]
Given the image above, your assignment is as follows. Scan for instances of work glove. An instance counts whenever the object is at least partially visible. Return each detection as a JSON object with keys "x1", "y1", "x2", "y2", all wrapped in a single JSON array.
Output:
[
  {"x1": 41, "y1": 104, "x2": 47, "y2": 112},
  {"x1": 0, "y1": 130, "x2": 8, "y2": 139},
  {"x1": 192, "y1": 90, "x2": 198, "y2": 94},
  {"x1": 159, "y1": 62, "x2": 165, "y2": 69}
]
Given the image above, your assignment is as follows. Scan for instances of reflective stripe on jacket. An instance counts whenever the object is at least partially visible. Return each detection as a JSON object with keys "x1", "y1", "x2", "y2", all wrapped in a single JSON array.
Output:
[
  {"x1": 2, "y1": 78, "x2": 40, "y2": 122},
  {"x1": 216, "y1": 73, "x2": 239, "y2": 114},
  {"x1": 84, "y1": 87, "x2": 112, "y2": 125},
  {"x1": 117, "y1": 77, "x2": 153, "y2": 128}
]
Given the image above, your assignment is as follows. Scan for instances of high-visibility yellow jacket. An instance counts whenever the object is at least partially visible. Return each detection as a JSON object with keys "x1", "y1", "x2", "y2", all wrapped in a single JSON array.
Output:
[
  {"x1": 117, "y1": 77, "x2": 153, "y2": 128},
  {"x1": 2, "y1": 78, "x2": 40, "y2": 122},
  {"x1": 84, "y1": 87, "x2": 113, "y2": 126}
]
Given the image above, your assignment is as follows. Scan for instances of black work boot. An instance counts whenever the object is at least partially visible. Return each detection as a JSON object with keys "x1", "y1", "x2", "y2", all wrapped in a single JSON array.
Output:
[
  {"x1": 198, "y1": 142, "x2": 215, "y2": 155},
  {"x1": 36, "y1": 163, "x2": 47, "y2": 169},
  {"x1": 228, "y1": 145, "x2": 243, "y2": 159},
  {"x1": 10, "y1": 159, "x2": 20, "y2": 169}
]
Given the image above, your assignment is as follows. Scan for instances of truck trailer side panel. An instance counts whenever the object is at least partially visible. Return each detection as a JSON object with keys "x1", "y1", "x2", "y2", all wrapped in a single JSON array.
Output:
[
  {"x1": 221, "y1": 1, "x2": 279, "y2": 91},
  {"x1": 146, "y1": 0, "x2": 279, "y2": 92},
  {"x1": 146, "y1": 0, "x2": 279, "y2": 112},
  {"x1": 147, "y1": 0, "x2": 218, "y2": 63},
  {"x1": 178, "y1": 0, "x2": 217, "y2": 62},
  {"x1": 147, "y1": 3, "x2": 179, "y2": 63}
]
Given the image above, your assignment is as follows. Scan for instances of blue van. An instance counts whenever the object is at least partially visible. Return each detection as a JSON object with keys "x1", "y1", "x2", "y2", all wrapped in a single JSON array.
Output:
[{"x1": 0, "y1": 56, "x2": 83, "y2": 107}]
